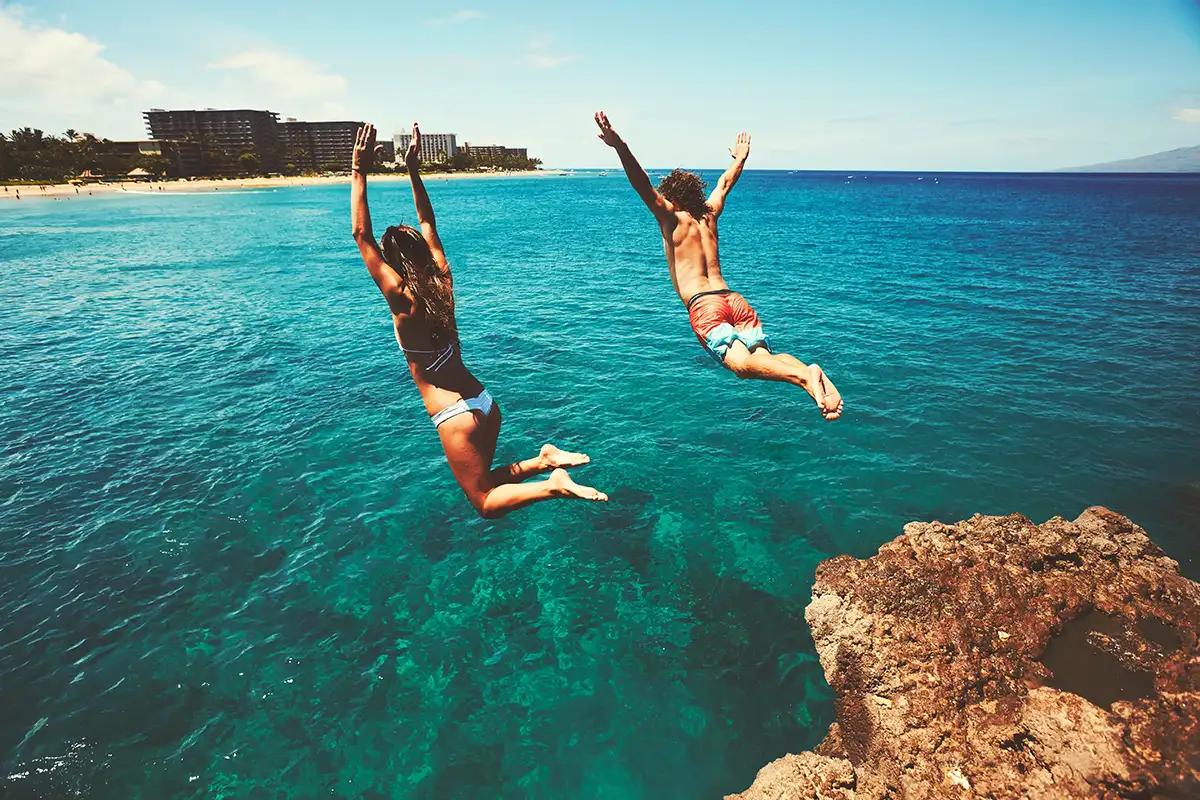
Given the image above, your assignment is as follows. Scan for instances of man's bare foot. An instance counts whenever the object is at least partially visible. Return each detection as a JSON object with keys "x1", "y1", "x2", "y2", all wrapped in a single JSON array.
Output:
[
  {"x1": 805, "y1": 364, "x2": 844, "y2": 421},
  {"x1": 547, "y1": 468, "x2": 608, "y2": 502},
  {"x1": 539, "y1": 443, "x2": 589, "y2": 469}
]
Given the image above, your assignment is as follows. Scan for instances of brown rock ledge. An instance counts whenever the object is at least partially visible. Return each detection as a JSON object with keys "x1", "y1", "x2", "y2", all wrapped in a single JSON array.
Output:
[{"x1": 727, "y1": 507, "x2": 1199, "y2": 800}]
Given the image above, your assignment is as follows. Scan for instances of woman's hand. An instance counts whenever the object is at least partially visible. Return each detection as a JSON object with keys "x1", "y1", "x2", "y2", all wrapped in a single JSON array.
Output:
[
  {"x1": 404, "y1": 122, "x2": 421, "y2": 169},
  {"x1": 353, "y1": 124, "x2": 379, "y2": 174}
]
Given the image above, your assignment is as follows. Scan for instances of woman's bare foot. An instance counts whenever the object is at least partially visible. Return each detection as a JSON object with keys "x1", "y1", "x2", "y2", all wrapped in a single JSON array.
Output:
[
  {"x1": 539, "y1": 443, "x2": 589, "y2": 469},
  {"x1": 547, "y1": 468, "x2": 607, "y2": 502},
  {"x1": 805, "y1": 364, "x2": 844, "y2": 421}
]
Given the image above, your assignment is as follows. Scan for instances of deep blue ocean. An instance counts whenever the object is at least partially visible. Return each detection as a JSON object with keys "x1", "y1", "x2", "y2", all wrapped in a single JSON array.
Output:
[{"x1": 1, "y1": 170, "x2": 1198, "y2": 798}]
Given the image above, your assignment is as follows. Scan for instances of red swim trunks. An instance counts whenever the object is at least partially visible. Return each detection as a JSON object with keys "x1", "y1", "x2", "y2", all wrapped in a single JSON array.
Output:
[{"x1": 686, "y1": 289, "x2": 771, "y2": 362}]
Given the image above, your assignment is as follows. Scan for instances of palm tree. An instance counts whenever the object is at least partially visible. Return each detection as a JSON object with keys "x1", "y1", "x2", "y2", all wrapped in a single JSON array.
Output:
[{"x1": 10, "y1": 128, "x2": 44, "y2": 149}]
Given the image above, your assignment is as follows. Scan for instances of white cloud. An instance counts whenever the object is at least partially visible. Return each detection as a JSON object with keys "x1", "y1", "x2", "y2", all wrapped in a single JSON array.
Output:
[
  {"x1": 212, "y1": 50, "x2": 346, "y2": 100},
  {"x1": 1174, "y1": 108, "x2": 1200, "y2": 123},
  {"x1": 0, "y1": 7, "x2": 162, "y2": 110},
  {"x1": 526, "y1": 52, "x2": 578, "y2": 69},
  {"x1": 428, "y1": 10, "x2": 485, "y2": 26},
  {"x1": 524, "y1": 36, "x2": 578, "y2": 70}
]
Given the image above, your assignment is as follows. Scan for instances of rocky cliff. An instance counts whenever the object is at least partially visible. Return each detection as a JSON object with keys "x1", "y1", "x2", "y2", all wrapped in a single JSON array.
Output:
[{"x1": 728, "y1": 507, "x2": 1199, "y2": 799}]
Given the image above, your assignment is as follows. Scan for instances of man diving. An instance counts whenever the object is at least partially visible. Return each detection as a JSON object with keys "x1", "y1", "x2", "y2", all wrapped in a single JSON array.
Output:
[{"x1": 594, "y1": 111, "x2": 843, "y2": 421}]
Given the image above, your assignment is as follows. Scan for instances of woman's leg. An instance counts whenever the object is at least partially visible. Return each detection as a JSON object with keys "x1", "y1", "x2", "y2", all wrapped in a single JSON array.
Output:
[
  {"x1": 490, "y1": 443, "x2": 591, "y2": 485},
  {"x1": 478, "y1": 400, "x2": 503, "y2": 467},
  {"x1": 479, "y1": 400, "x2": 591, "y2": 485},
  {"x1": 479, "y1": 468, "x2": 607, "y2": 518},
  {"x1": 437, "y1": 410, "x2": 605, "y2": 518}
]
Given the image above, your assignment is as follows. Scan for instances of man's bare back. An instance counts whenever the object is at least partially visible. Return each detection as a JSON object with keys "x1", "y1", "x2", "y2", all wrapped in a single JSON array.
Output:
[
  {"x1": 595, "y1": 112, "x2": 843, "y2": 421},
  {"x1": 662, "y1": 210, "x2": 728, "y2": 303}
]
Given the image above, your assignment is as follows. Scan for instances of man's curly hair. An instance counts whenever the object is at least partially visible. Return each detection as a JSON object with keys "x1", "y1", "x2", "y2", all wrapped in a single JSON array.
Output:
[{"x1": 657, "y1": 168, "x2": 711, "y2": 220}]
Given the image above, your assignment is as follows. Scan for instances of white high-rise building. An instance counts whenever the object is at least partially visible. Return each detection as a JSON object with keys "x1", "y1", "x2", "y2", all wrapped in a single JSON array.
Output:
[{"x1": 394, "y1": 130, "x2": 457, "y2": 163}]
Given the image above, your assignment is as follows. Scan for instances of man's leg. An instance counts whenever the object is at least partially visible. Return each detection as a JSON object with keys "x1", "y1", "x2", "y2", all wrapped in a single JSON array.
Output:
[
  {"x1": 490, "y1": 444, "x2": 590, "y2": 485},
  {"x1": 722, "y1": 342, "x2": 844, "y2": 421}
]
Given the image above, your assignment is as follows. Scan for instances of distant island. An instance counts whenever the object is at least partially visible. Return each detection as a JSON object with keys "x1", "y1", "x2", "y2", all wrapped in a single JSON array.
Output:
[{"x1": 1060, "y1": 144, "x2": 1200, "y2": 173}]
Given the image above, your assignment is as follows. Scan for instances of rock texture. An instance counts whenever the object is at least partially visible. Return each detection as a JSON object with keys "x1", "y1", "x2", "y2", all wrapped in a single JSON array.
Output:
[{"x1": 728, "y1": 507, "x2": 1200, "y2": 800}]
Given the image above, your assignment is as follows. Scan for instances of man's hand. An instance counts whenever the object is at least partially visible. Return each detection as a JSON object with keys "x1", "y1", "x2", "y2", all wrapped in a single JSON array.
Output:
[
  {"x1": 594, "y1": 111, "x2": 622, "y2": 148},
  {"x1": 404, "y1": 122, "x2": 421, "y2": 168},
  {"x1": 353, "y1": 124, "x2": 378, "y2": 173},
  {"x1": 729, "y1": 131, "x2": 751, "y2": 162}
]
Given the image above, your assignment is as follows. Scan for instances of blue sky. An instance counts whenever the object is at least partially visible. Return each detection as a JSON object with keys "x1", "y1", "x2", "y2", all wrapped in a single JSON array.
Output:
[{"x1": 1, "y1": 0, "x2": 1198, "y2": 169}]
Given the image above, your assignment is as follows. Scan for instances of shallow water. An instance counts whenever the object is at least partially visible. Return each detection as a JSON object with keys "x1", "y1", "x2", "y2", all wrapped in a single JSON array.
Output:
[{"x1": 1, "y1": 171, "x2": 1198, "y2": 798}]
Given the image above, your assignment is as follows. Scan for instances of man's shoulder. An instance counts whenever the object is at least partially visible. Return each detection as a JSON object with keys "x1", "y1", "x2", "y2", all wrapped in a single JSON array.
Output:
[{"x1": 672, "y1": 211, "x2": 710, "y2": 229}]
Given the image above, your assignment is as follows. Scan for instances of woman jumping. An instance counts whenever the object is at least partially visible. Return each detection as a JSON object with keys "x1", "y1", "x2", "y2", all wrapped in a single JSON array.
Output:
[{"x1": 350, "y1": 122, "x2": 607, "y2": 517}]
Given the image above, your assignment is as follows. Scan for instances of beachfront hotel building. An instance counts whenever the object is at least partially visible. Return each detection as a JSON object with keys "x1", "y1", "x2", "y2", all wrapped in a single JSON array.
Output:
[
  {"x1": 138, "y1": 111, "x2": 527, "y2": 174},
  {"x1": 394, "y1": 130, "x2": 458, "y2": 163},
  {"x1": 280, "y1": 119, "x2": 364, "y2": 171},
  {"x1": 461, "y1": 143, "x2": 530, "y2": 164},
  {"x1": 143, "y1": 109, "x2": 282, "y2": 174}
]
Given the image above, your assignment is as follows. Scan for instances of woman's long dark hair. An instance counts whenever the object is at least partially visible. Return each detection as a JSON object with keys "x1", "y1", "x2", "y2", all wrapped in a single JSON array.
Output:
[{"x1": 380, "y1": 225, "x2": 457, "y2": 343}]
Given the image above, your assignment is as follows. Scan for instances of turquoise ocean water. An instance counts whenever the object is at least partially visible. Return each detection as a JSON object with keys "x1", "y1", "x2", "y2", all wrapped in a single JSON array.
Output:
[{"x1": 2, "y1": 171, "x2": 1198, "y2": 798}]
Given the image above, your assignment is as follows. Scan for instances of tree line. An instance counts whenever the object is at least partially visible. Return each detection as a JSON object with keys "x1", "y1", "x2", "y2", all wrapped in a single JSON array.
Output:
[
  {"x1": 445, "y1": 151, "x2": 543, "y2": 172},
  {"x1": 0, "y1": 128, "x2": 274, "y2": 182},
  {"x1": 1, "y1": 127, "x2": 545, "y2": 183},
  {"x1": 0, "y1": 128, "x2": 169, "y2": 183},
  {"x1": 281, "y1": 150, "x2": 544, "y2": 175}
]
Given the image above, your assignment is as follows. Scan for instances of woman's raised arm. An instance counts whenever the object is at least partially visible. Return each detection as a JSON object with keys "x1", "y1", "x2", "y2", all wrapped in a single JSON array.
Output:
[
  {"x1": 403, "y1": 122, "x2": 449, "y2": 274},
  {"x1": 350, "y1": 124, "x2": 405, "y2": 309}
]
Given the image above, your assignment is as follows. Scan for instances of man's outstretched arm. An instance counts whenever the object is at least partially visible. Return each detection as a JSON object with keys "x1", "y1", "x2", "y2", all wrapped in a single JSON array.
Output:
[
  {"x1": 707, "y1": 131, "x2": 750, "y2": 216},
  {"x1": 594, "y1": 111, "x2": 675, "y2": 225}
]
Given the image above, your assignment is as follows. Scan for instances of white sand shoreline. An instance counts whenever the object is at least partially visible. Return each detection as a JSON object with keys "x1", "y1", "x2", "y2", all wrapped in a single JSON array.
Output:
[{"x1": 0, "y1": 170, "x2": 566, "y2": 202}]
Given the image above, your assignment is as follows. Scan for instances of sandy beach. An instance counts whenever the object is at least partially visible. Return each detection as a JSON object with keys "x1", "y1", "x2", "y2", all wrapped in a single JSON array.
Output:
[{"x1": 0, "y1": 169, "x2": 565, "y2": 201}]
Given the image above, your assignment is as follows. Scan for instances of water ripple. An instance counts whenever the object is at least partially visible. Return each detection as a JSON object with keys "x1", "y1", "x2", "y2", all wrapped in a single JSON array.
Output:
[{"x1": 1, "y1": 173, "x2": 1198, "y2": 798}]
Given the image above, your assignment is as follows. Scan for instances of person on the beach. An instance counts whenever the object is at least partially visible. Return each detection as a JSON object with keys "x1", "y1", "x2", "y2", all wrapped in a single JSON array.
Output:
[
  {"x1": 350, "y1": 123, "x2": 607, "y2": 516},
  {"x1": 594, "y1": 112, "x2": 843, "y2": 421}
]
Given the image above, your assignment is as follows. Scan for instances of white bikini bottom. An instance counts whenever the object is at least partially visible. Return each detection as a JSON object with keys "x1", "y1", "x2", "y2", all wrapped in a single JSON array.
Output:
[{"x1": 429, "y1": 390, "x2": 494, "y2": 428}]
